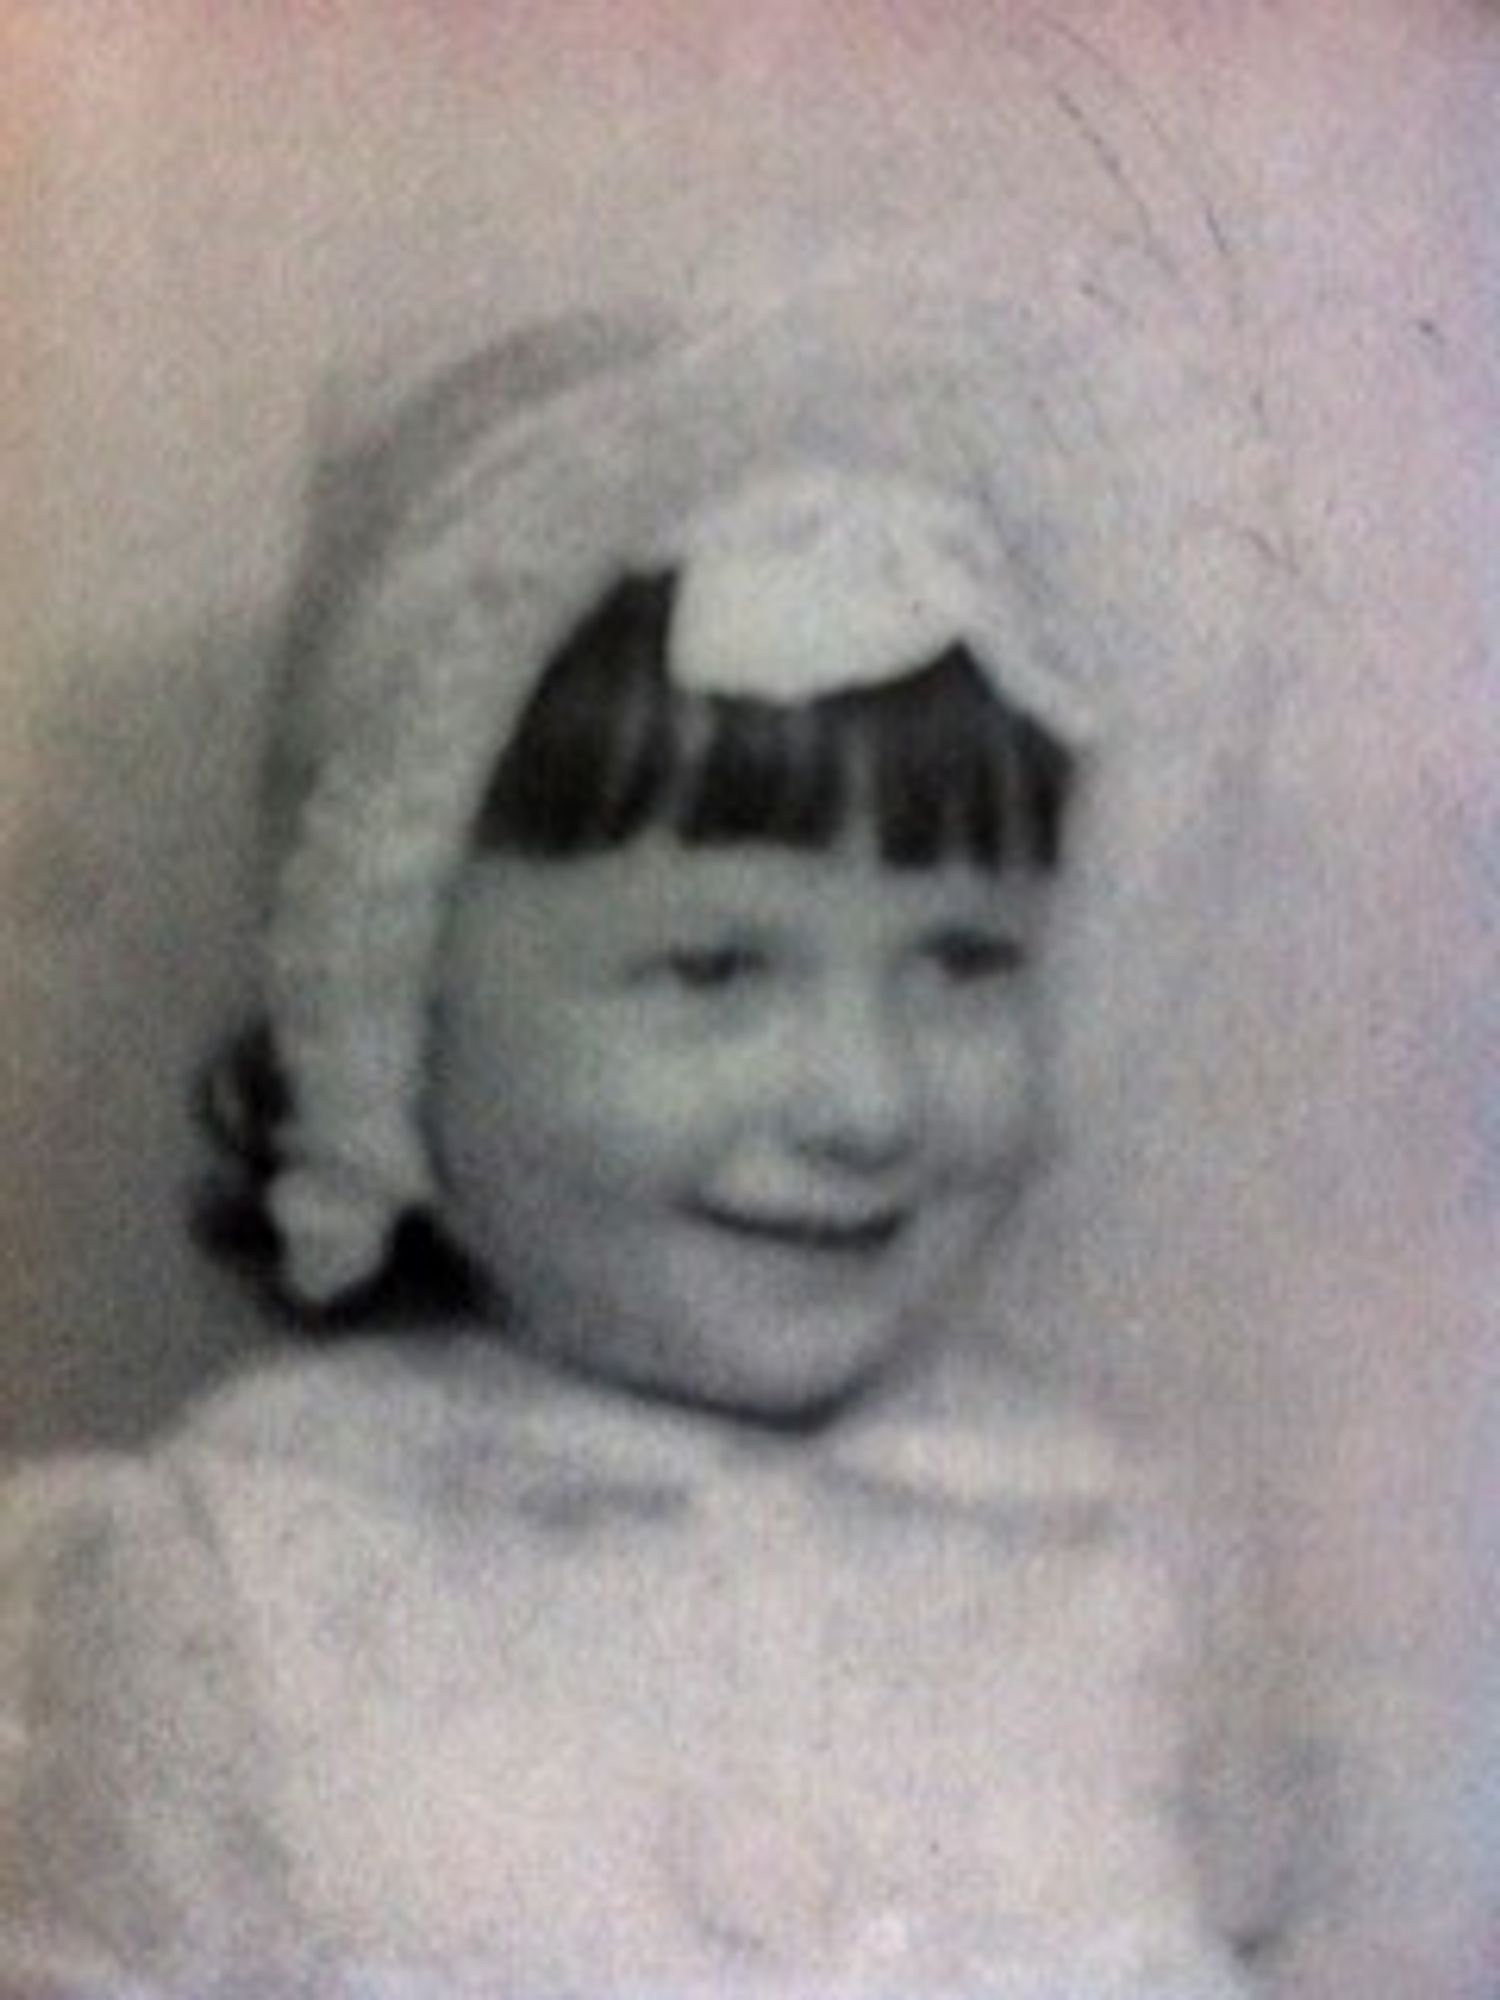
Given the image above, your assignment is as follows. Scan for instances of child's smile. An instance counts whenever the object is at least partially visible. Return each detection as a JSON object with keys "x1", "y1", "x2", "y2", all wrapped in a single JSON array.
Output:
[
  {"x1": 683, "y1": 1202, "x2": 907, "y2": 1253},
  {"x1": 430, "y1": 830, "x2": 1048, "y2": 1419}
]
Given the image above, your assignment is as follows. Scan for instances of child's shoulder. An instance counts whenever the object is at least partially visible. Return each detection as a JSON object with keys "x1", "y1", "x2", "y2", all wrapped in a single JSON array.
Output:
[
  {"x1": 170, "y1": 1332, "x2": 501, "y2": 1477},
  {"x1": 175, "y1": 1329, "x2": 616, "y2": 1463},
  {"x1": 161, "y1": 1331, "x2": 741, "y2": 1541}
]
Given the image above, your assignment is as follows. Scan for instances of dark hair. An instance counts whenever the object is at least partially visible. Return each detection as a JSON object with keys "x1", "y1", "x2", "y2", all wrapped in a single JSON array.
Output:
[
  {"x1": 195, "y1": 568, "x2": 1077, "y2": 1329},
  {"x1": 479, "y1": 571, "x2": 1072, "y2": 870}
]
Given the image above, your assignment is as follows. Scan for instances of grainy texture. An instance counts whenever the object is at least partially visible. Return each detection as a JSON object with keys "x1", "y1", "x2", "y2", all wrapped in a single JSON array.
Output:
[{"x1": 0, "y1": 4, "x2": 1495, "y2": 1993}]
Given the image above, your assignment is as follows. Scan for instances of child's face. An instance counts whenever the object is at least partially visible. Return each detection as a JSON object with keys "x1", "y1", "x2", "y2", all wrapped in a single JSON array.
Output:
[{"x1": 430, "y1": 829, "x2": 1049, "y2": 1419}]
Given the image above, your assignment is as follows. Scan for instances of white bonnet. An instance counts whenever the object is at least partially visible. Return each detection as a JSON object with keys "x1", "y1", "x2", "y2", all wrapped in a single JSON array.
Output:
[{"x1": 262, "y1": 254, "x2": 1272, "y2": 1307}]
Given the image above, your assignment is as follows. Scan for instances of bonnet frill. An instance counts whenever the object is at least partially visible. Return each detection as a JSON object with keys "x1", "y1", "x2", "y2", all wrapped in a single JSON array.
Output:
[{"x1": 259, "y1": 228, "x2": 1276, "y2": 1312}]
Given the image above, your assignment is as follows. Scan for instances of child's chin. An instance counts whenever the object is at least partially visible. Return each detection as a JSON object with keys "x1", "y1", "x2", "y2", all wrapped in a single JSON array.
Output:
[
  {"x1": 511, "y1": 1291, "x2": 926, "y2": 1428},
  {"x1": 705, "y1": 1359, "x2": 888, "y2": 1430},
  {"x1": 613, "y1": 1318, "x2": 912, "y2": 1431}
]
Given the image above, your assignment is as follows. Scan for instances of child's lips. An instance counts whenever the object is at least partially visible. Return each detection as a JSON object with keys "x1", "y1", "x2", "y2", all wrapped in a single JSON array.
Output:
[{"x1": 687, "y1": 1202, "x2": 909, "y2": 1254}]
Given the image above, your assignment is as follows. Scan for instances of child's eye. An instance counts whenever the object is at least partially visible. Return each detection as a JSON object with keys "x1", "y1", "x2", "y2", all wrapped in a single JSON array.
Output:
[
  {"x1": 652, "y1": 944, "x2": 769, "y2": 993},
  {"x1": 922, "y1": 928, "x2": 1025, "y2": 984}
]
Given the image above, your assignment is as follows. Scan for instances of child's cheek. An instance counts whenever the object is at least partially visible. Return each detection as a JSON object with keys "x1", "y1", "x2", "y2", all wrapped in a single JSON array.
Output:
[
  {"x1": 931, "y1": 1010, "x2": 1043, "y2": 1174},
  {"x1": 605, "y1": 1014, "x2": 791, "y2": 1125}
]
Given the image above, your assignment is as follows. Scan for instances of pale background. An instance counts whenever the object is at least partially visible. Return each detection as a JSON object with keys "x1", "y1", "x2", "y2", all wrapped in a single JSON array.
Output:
[{"x1": 0, "y1": 0, "x2": 1497, "y2": 1940}]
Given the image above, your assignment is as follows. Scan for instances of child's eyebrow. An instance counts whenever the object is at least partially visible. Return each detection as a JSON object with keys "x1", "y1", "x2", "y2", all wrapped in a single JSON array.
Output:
[
  {"x1": 918, "y1": 911, "x2": 1025, "y2": 935},
  {"x1": 632, "y1": 907, "x2": 784, "y2": 937}
]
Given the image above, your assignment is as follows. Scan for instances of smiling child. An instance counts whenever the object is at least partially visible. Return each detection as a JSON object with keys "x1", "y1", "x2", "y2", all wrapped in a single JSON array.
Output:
[{"x1": 0, "y1": 290, "x2": 1253, "y2": 1998}]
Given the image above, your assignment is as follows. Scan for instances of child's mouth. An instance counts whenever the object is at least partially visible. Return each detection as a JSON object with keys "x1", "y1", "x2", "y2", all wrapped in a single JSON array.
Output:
[{"x1": 688, "y1": 1203, "x2": 908, "y2": 1255}]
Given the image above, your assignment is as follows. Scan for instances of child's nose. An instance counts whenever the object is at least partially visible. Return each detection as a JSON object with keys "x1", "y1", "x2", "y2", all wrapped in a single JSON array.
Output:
[{"x1": 782, "y1": 985, "x2": 920, "y2": 1171}]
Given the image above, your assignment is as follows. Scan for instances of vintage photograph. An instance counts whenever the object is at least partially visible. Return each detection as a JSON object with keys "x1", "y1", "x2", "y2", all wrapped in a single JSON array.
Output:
[{"x1": 0, "y1": 5, "x2": 1495, "y2": 1995}]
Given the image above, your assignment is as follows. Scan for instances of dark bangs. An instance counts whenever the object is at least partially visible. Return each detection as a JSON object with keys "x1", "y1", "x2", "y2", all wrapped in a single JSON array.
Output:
[{"x1": 475, "y1": 571, "x2": 1074, "y2": 869}]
